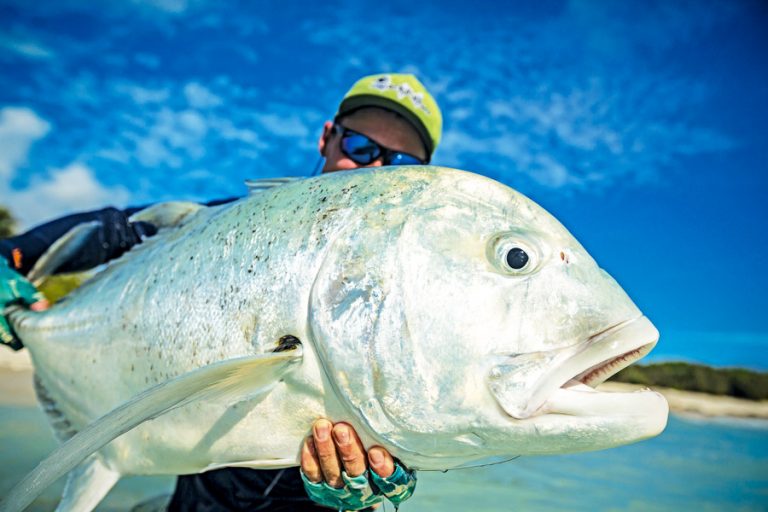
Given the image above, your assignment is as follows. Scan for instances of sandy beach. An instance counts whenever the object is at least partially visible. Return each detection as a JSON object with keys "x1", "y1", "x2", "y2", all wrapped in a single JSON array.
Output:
[{"x1": 2, "y1": 350, "x2": 767, "y2": 419}]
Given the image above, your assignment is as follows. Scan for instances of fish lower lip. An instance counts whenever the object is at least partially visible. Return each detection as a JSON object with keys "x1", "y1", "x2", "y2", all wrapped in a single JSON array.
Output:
[{"x1": 546, "y1": 381, "x2": 668, "y2": 419}]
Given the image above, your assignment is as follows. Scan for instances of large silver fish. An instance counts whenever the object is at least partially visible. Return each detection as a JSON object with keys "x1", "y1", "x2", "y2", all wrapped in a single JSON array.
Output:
[{"x1": 2, "y1": 166, "x2": 668, "y2": 511}]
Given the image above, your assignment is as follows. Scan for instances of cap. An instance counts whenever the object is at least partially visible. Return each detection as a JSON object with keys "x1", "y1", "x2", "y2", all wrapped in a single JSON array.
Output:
[{"x1": 336, "y1": 74, "x2": 442, "y2": 157}]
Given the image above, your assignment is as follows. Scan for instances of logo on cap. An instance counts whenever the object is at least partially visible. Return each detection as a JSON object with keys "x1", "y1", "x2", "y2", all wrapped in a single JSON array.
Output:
[{"x1": 370, "y1": 75, "x2": 431, "y2": 115}]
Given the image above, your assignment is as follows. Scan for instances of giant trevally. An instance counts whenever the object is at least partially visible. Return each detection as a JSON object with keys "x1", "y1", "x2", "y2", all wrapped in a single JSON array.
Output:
[{"x1": 1, "y1": 166, "x2": 668, "y2": 511}]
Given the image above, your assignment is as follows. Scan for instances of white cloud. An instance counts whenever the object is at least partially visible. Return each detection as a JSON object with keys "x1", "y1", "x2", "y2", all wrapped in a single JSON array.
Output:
[
  {"x1": 133, "y1": 108, "x2": 208, "y2": 167},
  {"x1": 6, "y1": 163, "x2": 131, "y2": 230},
  {"x1": 529, "y1": 154, "x2": 577, "y2": 189},
  {"x1": 0, "y1": 108, "x2": 132, "y2": 228},
  {"x1": 0, "y1": 37, "x2": 55, "y2": 60},
  {"x1": 119, "y1": 84, "x2": 170, "y2": 105},
  {"x1": 209, "y1": 117, "x2": 263, "y2": 146},
  {"x1": 132, "y1": 0, "x2": 192, "y2": 14},
  {"x1": 0, "y1": 107, "x2": 51, "y2": 179},
  {"x1": 255, "y1": 113, "x2": 310, "y2": 138},
  {"x1": 184, "y1": 82, "x2": 222, "y2": 109}
]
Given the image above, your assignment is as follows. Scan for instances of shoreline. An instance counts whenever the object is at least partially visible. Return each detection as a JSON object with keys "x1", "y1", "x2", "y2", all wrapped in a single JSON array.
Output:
[{"x1": 2, "y1": 351, "x2": 767, "y2": 419}]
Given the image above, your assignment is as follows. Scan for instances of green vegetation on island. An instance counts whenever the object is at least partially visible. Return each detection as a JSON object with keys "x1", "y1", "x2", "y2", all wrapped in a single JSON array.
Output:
[
  {"x1": 611, "y1": 362, "x2": 768, "y2": 401},
  {"x1": 0, "y1": 206, "x2": 15, "y2": 237}
]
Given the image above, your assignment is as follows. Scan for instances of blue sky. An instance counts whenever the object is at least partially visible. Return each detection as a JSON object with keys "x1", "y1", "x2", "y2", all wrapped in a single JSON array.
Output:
[{"x1": 1, "y1": 0, "x2": 766, "y2": 367}]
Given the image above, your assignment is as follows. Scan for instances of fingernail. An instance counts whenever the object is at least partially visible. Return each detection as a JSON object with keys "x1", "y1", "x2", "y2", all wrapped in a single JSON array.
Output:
[
  {"x1": 334, "y1": 426, "x2": 350, "y2": 445},
  {"x1": 314, "y1": 421, "x2": 330, "y2": 441},
  {"x1": 369, "y1": 448, "x2": 383, "y2": 467}
]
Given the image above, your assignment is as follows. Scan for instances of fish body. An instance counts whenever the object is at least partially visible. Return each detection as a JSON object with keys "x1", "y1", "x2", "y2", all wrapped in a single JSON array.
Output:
[{"x1": 9, "y1": 166, "x2": 667, "y2": 507}]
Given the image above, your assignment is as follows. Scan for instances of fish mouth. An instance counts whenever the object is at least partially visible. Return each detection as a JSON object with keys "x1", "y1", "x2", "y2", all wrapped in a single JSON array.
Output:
[
  {"x1": 542, "y1": 315, "x2": 667, "y2": 419},
  {"x1": 489, "y1": 315, "x2": 665, "y2": 420}
]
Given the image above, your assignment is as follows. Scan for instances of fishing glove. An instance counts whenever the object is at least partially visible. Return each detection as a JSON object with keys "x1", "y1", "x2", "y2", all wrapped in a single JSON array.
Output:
[
  {"x1": 301, "y1": 461, "x2": 417, "y2": 511},
  {"x1": 0, "y1": 258, "x2": 45, "y2": 350}
]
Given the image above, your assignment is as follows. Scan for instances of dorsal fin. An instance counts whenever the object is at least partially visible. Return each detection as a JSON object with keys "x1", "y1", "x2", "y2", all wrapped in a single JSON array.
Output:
[
  {"x1": 128, "y1": 201, "x2": 204, "y2": 230},
  {"x1": 244, "y1": 177, "x2": 302, "y2": 195}
]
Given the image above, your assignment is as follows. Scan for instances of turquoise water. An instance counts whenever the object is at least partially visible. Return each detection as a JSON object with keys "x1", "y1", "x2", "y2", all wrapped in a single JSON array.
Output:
[
  {"x1": 2, "y1": 405, "x2": 766, "y2": 511},
  {"x1": 0, "y1": 406, "x2": 174, "y2": 511}
]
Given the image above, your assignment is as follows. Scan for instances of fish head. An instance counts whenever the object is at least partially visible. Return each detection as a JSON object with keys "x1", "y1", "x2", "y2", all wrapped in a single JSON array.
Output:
[{"x1": 309, "y1": 166, "x2": 668, "y2": 469}]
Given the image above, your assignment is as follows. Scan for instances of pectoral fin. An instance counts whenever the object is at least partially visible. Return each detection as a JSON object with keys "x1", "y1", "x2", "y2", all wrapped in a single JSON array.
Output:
[
  {"x1": 27, "y1": 221, "x2": 101, "y2": 285},
  {"x1": 0, "y1": 349, "x2": 302, "y2": 512}
]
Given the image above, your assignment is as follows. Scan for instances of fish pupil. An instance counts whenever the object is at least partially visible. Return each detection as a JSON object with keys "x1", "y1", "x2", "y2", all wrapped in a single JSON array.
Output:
[{"x1": 506, "y1": 247, "x2": 529, "y2": 270}]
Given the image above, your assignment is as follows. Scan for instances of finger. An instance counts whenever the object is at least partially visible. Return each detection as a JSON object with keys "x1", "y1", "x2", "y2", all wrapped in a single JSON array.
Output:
[
  {"x1": 313, "y1": 418, "x2": 343, "y2": 488},
  {"x1": 301, "y1": 437, "x2": 322, "y2": 483},
  {"x1": 332, "y1": 422, "x2": 367, "y2": 478},
  {"x1": 30, "y1": 300, "x2": 49, "y2": 312},
  {"x1": 368, "y1": 446, "x2": 394, "y2": 478}
]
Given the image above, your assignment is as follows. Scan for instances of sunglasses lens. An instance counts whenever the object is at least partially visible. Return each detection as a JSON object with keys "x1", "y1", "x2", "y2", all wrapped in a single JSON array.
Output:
[
  {"x1": 341, "y1": 133, "x2": 379, "y2": 165},
  {"x1": 386, "y1": 152, "x2": 424, "y2": 166}
]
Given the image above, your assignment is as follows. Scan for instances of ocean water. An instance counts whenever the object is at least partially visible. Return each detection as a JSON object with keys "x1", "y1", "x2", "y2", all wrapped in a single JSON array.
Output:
[{"x1": 2, "y1": 405, "x2": 766, "y2": 511}]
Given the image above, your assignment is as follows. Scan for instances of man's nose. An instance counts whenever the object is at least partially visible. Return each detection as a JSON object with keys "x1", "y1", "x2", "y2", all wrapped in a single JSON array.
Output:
[{"x1": 366, "y1": 158, "x2": 384, "y2": 167}]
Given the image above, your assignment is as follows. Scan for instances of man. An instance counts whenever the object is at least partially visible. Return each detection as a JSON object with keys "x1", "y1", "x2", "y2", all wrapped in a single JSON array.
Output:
[{"x1": 0, "y1": 73, "x2": 442, "y2": 511}]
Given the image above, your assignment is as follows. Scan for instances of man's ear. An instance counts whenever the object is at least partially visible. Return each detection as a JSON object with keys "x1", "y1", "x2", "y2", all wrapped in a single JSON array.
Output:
[{"x1": 318, "y1": 121, "x2": 334, "y2": 157}]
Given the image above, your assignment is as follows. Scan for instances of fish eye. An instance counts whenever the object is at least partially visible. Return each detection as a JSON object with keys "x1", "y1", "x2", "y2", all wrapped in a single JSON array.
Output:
[
  {"x1": 488, "y1": 234, "x2": 539, "y2": 275},
  {"x1": 506, "y1": 247, "x2": 529, "y2": 270}
]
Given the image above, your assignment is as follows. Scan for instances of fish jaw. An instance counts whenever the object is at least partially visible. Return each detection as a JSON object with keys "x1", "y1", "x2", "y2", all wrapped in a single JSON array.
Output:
[{"x1": 487, "y1": 315, "x2": 668, "y2": 448}]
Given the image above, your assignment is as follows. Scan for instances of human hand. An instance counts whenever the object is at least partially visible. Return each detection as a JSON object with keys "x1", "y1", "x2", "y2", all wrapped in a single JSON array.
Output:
[
  {"x1": 300, "y1": 419, "x2": 417, "y2": 510},
  {"x1": 1, "y1": 258, "x2": 48, "y2": 350}
]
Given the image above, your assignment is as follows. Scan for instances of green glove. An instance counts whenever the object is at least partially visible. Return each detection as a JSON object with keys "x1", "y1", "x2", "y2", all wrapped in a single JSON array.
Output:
[
  {"x1": 1, "y1": 258, "x2": 45, "y2": 350},
  {"x1": 301, "y1": 461, "x2": 417, "y2": 511}
]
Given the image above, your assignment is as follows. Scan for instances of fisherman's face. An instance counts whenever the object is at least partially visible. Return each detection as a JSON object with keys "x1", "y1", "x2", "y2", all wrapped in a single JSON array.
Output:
[{"x1": 318, "y1": 107, "x2": 427, "y2": 173}]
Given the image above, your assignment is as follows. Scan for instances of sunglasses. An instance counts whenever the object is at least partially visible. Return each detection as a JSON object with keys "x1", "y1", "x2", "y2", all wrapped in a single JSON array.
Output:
[{"x1": 333, "y1": 124, "x2": 427, "y2": 166}]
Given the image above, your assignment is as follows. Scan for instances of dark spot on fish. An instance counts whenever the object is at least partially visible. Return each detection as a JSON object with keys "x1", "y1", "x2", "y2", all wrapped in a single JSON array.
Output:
[{"x1": 274, "y1": 335, "x2": 302, "y2": 352}]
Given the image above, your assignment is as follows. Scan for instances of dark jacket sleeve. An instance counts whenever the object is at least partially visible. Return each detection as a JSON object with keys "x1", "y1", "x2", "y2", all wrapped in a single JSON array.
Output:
[
  {"x1": 0, "y1": 207, "x2": 156, "y2": 276},
  {"x1": 168, "y1": 468, "x2": 342, "y2": 512},
  {"x1": 0, "y1": 197, "x2": 238, "y2": 277}
]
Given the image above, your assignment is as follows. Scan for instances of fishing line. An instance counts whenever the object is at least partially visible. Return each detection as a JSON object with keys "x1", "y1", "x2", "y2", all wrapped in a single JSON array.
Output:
[
  {"x1": 311, "y1": 156, "x2": 324, "y2": 176},
  {"x1": 419, "y1": 455, "x2": 521, "y2": 472}
]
